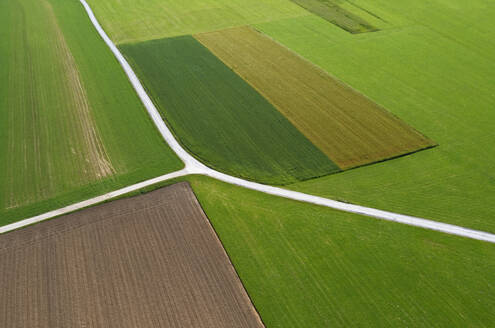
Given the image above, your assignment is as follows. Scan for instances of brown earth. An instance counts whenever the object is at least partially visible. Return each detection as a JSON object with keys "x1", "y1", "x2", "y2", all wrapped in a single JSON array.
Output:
[
  {"x1": 0, "y1": 182, "x2": 263, "y2": 328},
  {"x1": 195, "y1": 26, "x2": 436, "y2": 170}
]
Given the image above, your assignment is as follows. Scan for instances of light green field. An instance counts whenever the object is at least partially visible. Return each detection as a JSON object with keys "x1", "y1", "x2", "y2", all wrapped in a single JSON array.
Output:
[
  {"x1": 86, "y1": 0, "x2": 308, "y2": 44},
  {"x1": 255, "y1": 0, "x2": 495, "y2": 232},
  {"x1": 0, "y1": 0, "x2": 183, "y2": 225},
  {"x1": 129, "y1": 176, "x2": 495, "y2": 327},
  {"x1": 4, "y1": 0, "x2": 494, "y2": 326}
]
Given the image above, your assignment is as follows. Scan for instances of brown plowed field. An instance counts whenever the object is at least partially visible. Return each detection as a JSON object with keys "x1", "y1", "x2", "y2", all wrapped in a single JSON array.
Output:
[
  {"x1": 0, "y1": 182, "x2": 263, "y2": 328},
  {"x1": 195, "y1": 26, "x2": 436, "y2": 169}
]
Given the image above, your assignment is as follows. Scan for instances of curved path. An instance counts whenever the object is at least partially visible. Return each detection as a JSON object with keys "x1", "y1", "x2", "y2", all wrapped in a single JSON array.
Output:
[{"x1": 2, "y1": 0, "x2": 494, "y2": 244}]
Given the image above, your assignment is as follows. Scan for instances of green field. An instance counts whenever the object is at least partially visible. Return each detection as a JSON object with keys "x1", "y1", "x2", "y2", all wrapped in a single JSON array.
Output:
[
  {"x1": 0, "y1": 0, "x2": 183, "y2": 226},
  {"x1": 86, "y1": 0, "x2": 308, "y2": 44},
  {"x1": 288, "y1": 0, "x2": 379, "y2": 33},
  {"x1": 254, "y1": 0, "x2": 495, "y2": 232},
  {"x1": 2, "y1": 0, "x2": 494, "y2": 326},
  {"x1": 120, "y1": 36, "x2": 339, "y2": 185},
  {"x1": 129, "y1": 175, "x2": 495, "y2": 327}
]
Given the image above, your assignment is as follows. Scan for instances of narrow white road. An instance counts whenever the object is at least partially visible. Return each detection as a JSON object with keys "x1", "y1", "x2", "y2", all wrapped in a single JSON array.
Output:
[
  {"x1": 3, "y1": 0, "x2": 494, "y2": 244},
  {"x1": 0, "y1": 169, "x2": 190, "y2": 233}
]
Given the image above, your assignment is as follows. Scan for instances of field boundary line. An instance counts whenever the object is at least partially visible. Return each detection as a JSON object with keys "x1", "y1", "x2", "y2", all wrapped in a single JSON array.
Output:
[
  {"x1": 0, "y1": 169, "x2": 189, "y2": 234},
  {"x1": 7, "y1": 0, "x2": 492, "y2": 244}
]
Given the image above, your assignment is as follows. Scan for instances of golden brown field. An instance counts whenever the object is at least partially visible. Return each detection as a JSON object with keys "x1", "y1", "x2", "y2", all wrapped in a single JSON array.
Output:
[{"x1": 195, "y1": 26, "x2": 435, "y2": 169}]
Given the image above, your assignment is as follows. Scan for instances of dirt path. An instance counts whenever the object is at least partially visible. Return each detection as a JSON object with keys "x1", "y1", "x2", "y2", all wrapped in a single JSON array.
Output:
[{"x1": 3, "y1": 0, "x2": 493, "y2": 244}]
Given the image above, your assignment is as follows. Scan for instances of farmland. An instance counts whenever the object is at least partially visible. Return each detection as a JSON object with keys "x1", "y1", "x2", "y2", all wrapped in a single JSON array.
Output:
[
  {"x1": 79, "y1": 0, "x2": 495, "y2": 231},
  {"x1": 0, "y1": 182, "x2": 263, "y2": 327},
  {"x1": 120, "y1": 36, "x2": 339, "y2": 184},
  {"x1": 0, "y1": 0, "x2": 183, "y2": 226},
  {"x1": 128, "y1": 175, "x2": 495, "y2": 327},
  {"x1": 255, "y1": 0, "x2": 495, "y2": 231},
  {"x1": 86, "y1": 0, "x2": 308, "y2": 44},
  {"x1": 288, "y1": 0, "x2": 379, "y2": 33},
  {"x1": 3, "y1": 0, "x2": 495, "y2": 325},
  {"x1": 195, "y1": 26, "x2": 435, "y2": 170}
]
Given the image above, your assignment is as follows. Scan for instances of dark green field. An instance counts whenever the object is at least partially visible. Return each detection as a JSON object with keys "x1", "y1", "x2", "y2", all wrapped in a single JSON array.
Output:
[{"x1": 120, "y1": 36, "x2": 339, "y2": 185}]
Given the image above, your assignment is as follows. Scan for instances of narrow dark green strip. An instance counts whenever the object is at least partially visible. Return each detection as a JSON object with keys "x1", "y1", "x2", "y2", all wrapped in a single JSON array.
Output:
[{"x1": 290, "y1": 0, "x2": 378, "y2": 33}]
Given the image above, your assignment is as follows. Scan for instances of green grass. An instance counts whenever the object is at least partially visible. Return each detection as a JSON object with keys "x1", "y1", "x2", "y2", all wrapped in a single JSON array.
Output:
[
  {"x1": 120, "y1": 36, "x2": 339, "y2": 185},
  {"x1": 127, "y1": 175, "x2": 495, "y2": 327},
  {"x1": 0, "y1": 0, "x2": 183, "y2": 226},
  {"x1": 254, "y1": 0, "x2": 495, "y2": 232},
  {"x1": 195, "y1": 26, "x2": 435, "y2": 170},
  {"x1": 86, "y1": 0, "x2": 308, "y2": 44}
]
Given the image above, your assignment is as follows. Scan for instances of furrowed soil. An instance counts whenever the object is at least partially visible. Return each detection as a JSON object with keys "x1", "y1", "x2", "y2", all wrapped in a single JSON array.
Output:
[
  {"x1": 120, "y1": 36, "x2": 339, "y2": 184},
  {"x1": 0, "y1": 182, "x2": 263, "y2": 328},
  {"x1": 0, "y1": 0, "x2": 183, "y2": 225},
  {"x1": 195, "y1": 26, "x2": 435, "y2": 170}
]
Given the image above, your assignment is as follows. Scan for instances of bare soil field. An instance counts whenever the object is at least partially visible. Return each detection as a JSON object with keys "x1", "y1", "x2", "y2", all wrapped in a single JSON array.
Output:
[
  {"x1": 195, "y1": 26, "x2": 435, "y2": 170},
  {"x1": 0, "y1": 182, "x2": 263, "y2": 328}
]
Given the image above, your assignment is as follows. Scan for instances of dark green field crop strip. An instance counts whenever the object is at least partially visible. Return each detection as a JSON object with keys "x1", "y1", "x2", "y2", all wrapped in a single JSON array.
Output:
[
  {"x1": 290, "y1": 0, "x2": 378, "y2": 33},
  {"x1": 0, "y1": 0, "x2": 183, "y2": 226},
  {"x1": 120, "y1": 36, "x2": 339, "y2": 185}
]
